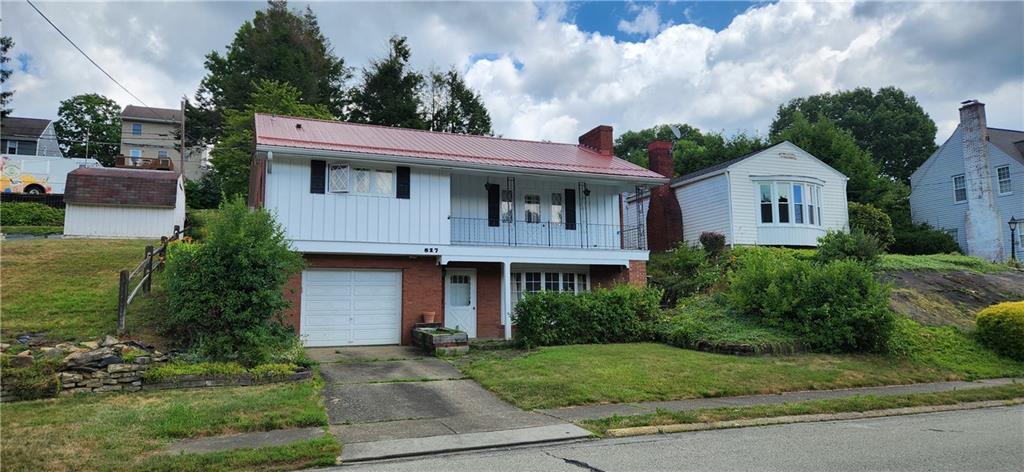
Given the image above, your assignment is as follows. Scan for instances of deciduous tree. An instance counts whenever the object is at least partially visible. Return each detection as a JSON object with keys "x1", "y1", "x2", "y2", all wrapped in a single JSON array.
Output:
[{"x1": 54, "y1": 93, "x2": 122, "y2": 166}]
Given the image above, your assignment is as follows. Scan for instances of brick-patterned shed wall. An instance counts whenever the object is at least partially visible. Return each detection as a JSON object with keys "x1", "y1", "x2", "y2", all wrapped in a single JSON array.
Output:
[{"x1": 283, "y1": 254, "x2": 443, "y2": 345}]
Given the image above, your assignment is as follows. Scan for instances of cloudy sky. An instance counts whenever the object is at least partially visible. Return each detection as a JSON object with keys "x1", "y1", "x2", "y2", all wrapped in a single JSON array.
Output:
[{"x1": 3, "y1": 1, "x2": 1022, "y2": 144}]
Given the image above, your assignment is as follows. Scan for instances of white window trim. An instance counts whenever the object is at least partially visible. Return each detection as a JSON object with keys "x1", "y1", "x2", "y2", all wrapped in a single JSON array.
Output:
[
  {"x1": 328, "y1": 163, "x2": 350, "y2": 193},
  {"x1": 510, "y1": 270, "x2": 591, "y2": 307},
  {"x1": 524, "y1": 194, "x2": 541, "y2": 224},
  {"x1": 6, "y1": 141, "x2": 17, "y2": 154},
  {"x1": 326, "y1": 162, "x2": 395, "y2": 197},
  {"x1": 995, "y1": 165, "x2": 1012, "y2": 196},
  {"x1": 952, "y1": 174, "x2": 967, "y2": 204},
  {"x1": 753, "y1": 180, "x2": 824, "y2": 228}
]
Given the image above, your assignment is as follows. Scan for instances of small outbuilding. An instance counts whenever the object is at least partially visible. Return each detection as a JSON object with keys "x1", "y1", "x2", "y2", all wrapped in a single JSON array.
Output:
[{"x1": 63, "y1": 167, "x2": 185, "y2": 239}]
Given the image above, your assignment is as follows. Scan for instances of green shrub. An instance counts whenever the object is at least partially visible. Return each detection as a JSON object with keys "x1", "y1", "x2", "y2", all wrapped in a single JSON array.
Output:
[
  {"x1": 728, "y1": 248, "x2": 895, "y2": 353},
  {"x1": 0, "y1": 356, "x2": 61, "y2": 400},
  {"x1": 0, "y1": 202, "x2": 64, "y2": 226},
  {"x1": 513, "y1": 285, "x2": 663, "y2": 348},
  {"x1": 648, "y1": 244, "x2": 726, "y2": 306},
  {"x1": 658, "y1": 295, "x2": 802, "y2": 354},
  {"x1": 816, "y1": 230, "x2": 881, "y2": 266},
  {"x1": 185, "y1": 171, "x2": 222, "y2": 210},
  {"x1": 185, "y1": 209, "x2": 218, "y2": 242},
  {"x1": 891, "y1": 223, "x2": 960, "y2": 255},
  {"x1": 975, "y1": 301, "x2": 1024, "y2": 361},
  {"x1": 848, "y1": 202, "x2": 895, "y2": 249},
  {"x1": 164, "y1": 197, "x2": 304, "y2": 366},
  {"x1": 699, "y1": 232, "x2": 727, "y2": 257}
]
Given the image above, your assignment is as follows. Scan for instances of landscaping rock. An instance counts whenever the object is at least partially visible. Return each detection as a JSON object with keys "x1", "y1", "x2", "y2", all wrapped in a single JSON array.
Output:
[
  {"x1": 63, "y1": 347, "x2": 121, "y2": 371},
  {"x1": 0, "y1": 343, "x2": 9, "y2": 352},
  {"x1": 108, "y1": 364, "x2": 135, "y2": 374},
  {"x1": 10, "y1": 352, "x2": 34, "y2": 368},
  {"x1": 134, "y1": 356, "x2": 152, "y2": 365},
  {"x1": 41, "y1": 348, "x2": 66, "y2": 361},
  {"x1": 59, "y1": 372, "x2": 84, "y2": 383},
  {"x1": 80, "y1": 341, "x2": 100, "y2": 350},
  {"x1": 100, "y1": 335, "x2": 120, "y2": 347},
  {"x1": 54, "y1": 343, "x2": 77, "y2": 351}
]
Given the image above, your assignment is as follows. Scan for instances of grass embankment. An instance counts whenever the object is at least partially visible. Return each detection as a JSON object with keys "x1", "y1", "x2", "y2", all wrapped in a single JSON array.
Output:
[
  {"x1": 457, "y1": 341, "x2": 1024, "y2": 410},
  {"x1": 580, "y1": 383, "x2": 1024, "y2": 435},
  {"x1": 1, "y1": 239, "x2": 157, "y2": 341},
  {"x1": 0, "y1": 225, "x2": 64, "y2": 235},
  {"x1": 877, "y1": 253, "x2": 1009, "y2": 273},
  {"x1": 0, "y1": 378, "x2": 337, "y2": 471}
]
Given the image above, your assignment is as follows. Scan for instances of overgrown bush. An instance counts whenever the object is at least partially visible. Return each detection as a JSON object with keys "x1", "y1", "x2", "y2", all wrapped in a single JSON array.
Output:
[
  {"x1": 976, "y1": 301, "x2": 1024, "y2": 361},
  {"x1": 185, "y1": 209, "x2": 218, "y2": 242},
  {"x1": 184, "y1": 171, "x2": 222, "y2": 210},
  {"x1": 848, "y1": 202, "x2": 894, "y2": 250},
  {"x1": 0, "y1": 202, "x2": 64, "y2": 226},
  {"x1": 513, "y1": 285, "x2": 662, "y2": 348},
  {"x1": 699, "y1": 232, "x2": 726, "y2": 257},
  {"x1": 658, "y1": 295, "x2": 802, "y2": 354},
  {"x1": 164, "y1": 197, "x2": 303, "y2": 366},
  {"x1": 816, "y1": 230, "x2": 881, "y2": 266},
  {"x1": 0, "y1": 356, "x2": 61, "y2": 400},
  {"x1": 648, "y1": 244, "x2": 727, "y2": 306},
  {"x1": 728, "y1": 248, "x2": 895, "y2": 353},
  {"x1": 890, "y1": 223, "x2": 961, "y2": 255}
]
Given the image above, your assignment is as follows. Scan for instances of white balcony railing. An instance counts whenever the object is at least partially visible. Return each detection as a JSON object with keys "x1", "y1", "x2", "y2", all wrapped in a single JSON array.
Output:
[{"x1": 450, "y1": 217, "x2": 646, "y2": 250}]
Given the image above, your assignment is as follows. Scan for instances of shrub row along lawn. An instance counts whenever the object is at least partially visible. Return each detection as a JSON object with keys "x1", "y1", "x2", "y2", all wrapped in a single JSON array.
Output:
[
  {"x1": 456, "y1": 341, "x2": 1024, "y2": 410},
  {"x1": 580, "y1": 383, "x2": 1024, "y2": 435},
  {"x1": 0, "y1": 378, "x2": 336, "y2": 472},
  {"x1": 1, "y1": 239, "x2": 155, "y2": 341}
]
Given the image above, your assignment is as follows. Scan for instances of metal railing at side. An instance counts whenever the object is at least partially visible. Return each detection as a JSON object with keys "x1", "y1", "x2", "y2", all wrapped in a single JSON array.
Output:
[{"x1": 116, "y1": 224, "x2": 187, "y2": 334}]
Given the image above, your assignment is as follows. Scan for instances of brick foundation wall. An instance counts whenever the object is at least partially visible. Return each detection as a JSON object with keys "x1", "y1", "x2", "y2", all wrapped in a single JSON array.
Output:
[
  {"x1": 283, "y1": 254, "x2": 443, "y2": 345},
  {"x1": 590, "y1": 260, "x2": 647, "y2": 288},
  {"x1": 447, "y1": 262, "x2": 503, "y2": 339}
]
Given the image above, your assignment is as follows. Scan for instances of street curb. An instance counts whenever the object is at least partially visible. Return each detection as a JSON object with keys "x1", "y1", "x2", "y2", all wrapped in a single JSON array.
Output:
[{"x1": 603, "y1": 398, "x2": 1024, "y2": 437}]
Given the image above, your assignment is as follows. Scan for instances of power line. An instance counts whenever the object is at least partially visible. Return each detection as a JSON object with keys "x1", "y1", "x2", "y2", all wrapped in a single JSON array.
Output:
[{"x1": 26, "y1": 0, "x2": 150, "y2": 107}]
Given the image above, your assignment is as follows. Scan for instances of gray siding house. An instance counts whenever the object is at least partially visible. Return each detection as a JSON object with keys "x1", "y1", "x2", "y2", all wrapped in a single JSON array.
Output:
[
  {"x1": 910, "y1": 100, "x2": 1023, "y2": 261},
  {"x1": 1, "y1": 116, "x2": 63, "y2": 157}
]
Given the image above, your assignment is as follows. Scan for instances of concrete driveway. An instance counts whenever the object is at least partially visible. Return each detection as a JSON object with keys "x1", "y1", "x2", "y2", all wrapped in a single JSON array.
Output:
[{"x1": 309, "y1": 346, "x2": 588, "y2": 462}]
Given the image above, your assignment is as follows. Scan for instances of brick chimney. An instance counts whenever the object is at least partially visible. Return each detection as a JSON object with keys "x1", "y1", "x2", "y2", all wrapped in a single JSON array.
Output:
[
  {"x1": 959, "y1": 100, "x2": 1004, "y2": 261},
  {"x1": 645, "y1": 140, "x2": 682, "y2": 252},
  {"x1": 579, "y1": 125, "x2": 613, "y2": 156}
]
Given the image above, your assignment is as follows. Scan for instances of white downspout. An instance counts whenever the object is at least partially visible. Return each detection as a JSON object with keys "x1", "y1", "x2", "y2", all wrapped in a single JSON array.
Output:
[{"x1": 502, "y1": 261, "x2": 512, "y2": 340}]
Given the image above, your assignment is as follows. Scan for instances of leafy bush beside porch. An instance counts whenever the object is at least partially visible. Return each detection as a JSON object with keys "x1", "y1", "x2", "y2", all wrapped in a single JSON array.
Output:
[{"x1": 512, "y1": 285, "x2": 662, "y2": 348}]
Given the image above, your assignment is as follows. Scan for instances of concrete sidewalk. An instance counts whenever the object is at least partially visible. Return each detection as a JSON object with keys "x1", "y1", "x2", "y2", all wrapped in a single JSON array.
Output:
[{"x1": 538, "y1": 377, "x2": 1022, "y2": 421}]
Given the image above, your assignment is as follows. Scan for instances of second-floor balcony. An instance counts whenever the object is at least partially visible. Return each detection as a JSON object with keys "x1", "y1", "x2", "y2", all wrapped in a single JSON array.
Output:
[{"x1": 450, "y1": 217, "x2": 646, "y2": 250}]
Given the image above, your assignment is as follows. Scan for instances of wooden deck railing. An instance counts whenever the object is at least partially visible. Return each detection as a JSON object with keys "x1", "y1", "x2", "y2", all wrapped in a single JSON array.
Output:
[{"x1": 117, "y1": 225, "x2": 186, "y2": 334}]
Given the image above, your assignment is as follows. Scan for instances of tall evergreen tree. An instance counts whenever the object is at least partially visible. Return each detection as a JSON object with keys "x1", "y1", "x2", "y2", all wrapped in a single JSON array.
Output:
[
  {"x1": 192, "y1": 0, "x2": 349, "y2": 144},
  {"x1": 348, "y1": 36, "x2": 426, "y2": 129},
  {"x1": 54, "y1": 93, "x2": 122, "y2": 166},
  {"x1": 426, "y1": 68, "x2": 492, "y2": 135},
  {"x1": 1, "y1": 35, "x2": 15, "y2": 118},
  {"x1": 210, "y1": 80, "x2": 333, "y2": 198},
  {"x1": 770, "y1": 87, "x2": 938, "y2": 183}
]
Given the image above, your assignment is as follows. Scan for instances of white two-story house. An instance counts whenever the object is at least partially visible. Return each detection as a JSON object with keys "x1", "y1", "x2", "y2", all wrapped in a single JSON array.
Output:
[{"x1": 249, "y1": 114, "x2": 667, "y2": 346}]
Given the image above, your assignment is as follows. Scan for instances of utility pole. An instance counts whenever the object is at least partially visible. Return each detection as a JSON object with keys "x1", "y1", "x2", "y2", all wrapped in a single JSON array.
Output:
[{"x1": 179, "y1": 97, "x2": 186, "y2": 177}]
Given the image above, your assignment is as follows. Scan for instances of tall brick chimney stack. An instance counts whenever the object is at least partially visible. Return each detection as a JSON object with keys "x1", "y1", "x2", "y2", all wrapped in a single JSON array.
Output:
[
  {"x1": 578, "y1": 125, "x2": 614, "y2": 156},
  {"x1": 959, "y1": 100, "x2": 1004, "y2": 261},
  {"x1": 645, "y1": 141, "x2": 683, "y2": 252}
]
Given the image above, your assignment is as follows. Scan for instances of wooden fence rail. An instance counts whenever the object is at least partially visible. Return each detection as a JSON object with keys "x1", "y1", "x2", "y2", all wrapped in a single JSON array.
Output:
[{"x1": 117, "y1": 225, "x2": 187, "y2": 334}]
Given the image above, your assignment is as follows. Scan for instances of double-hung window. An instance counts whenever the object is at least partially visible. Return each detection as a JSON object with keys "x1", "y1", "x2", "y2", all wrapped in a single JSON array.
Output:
[
  {"x1": 550, "y1": 193, "x2": 563, "y2": 224},
  {"x1": 132, "y1": 123, "x2": 142, "y2": 136},
  {"x1": 792, "y1": 184, "x2": 804, "y2": 224},
  {"x1": 759, "y1": 184, "x2": 773, "y2": 223},
  {"x1": 996, "y1": 166, "x2": 1012, "y2": 195},
  {"x1": 501, "y1": 190, "x2": 514, "y2": 223},
  {"x1": 953, "y1": 175, "x2": 967, "y2": 203},
  {"x1": 524, "y1": 194, "x2": 541, "y2": 223},
  {"x1": 6, "y1": 141, "x2": 18, "y2": 154},
  {"x1": 776, "y1": 183, "x2": 791, "y2": 223},
  {"x1": 129, "y1": 149, "x2": 142, "y2": 158}
]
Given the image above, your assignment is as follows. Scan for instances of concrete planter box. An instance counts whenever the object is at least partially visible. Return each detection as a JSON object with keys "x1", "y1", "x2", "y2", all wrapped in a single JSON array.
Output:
[{"x1": 412, "y1": 325, "x2": 469, "y2": 356}]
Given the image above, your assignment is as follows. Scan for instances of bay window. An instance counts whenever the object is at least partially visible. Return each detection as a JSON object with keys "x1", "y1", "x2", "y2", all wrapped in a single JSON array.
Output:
[
  {"x1": 776, "y1": 183, "x2": 790, "y2": 223},
  {"x1": 755, "y1": 180, "x2": 823, "y2": 227}
]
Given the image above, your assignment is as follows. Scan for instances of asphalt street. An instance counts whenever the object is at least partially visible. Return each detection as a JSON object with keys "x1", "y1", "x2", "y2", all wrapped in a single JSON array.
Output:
[{"x1": 335, "y1": 405, "x2": 1024, "y2": 472}]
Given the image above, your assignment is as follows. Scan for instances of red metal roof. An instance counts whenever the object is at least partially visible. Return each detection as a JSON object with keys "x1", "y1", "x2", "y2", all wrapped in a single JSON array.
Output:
[{"x1": 254, "y1": 114, "x2": 666, "y2": 182}]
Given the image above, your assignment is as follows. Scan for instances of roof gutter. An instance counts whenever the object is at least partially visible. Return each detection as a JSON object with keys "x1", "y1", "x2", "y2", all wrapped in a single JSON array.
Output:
[{"x1": 256, "y1": 144, "x2": 669, "y2": 186}]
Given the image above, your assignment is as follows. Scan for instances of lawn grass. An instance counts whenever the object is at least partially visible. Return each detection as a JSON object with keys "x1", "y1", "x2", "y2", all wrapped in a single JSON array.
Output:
[
  {"x1": 878, "y1": 253, "x2": 1008, "y2": 273},
  {"x1": 457, "y1": 343, "x2": 1024, "y2": 410},
  {"x1": 580, "y1": 383, "x2": 1024, "y2": 435},
  {"x1": 138, "y1": 435, "x2": 339, "y2": 472},
  {"x1": 659, "y1": 295, "x2": 802, "y2": 354},
  {"x1": 1, "y1": 238, "x2": 157, "y2": 341},
  {"x1": 0, "y1": 225, "x2": 64, "y2": 235},
  {"x1": 0, "y1": 378, "x2": 332, "y2": 471}
]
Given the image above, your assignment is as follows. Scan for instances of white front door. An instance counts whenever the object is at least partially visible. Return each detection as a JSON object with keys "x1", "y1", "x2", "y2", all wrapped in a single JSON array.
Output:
[{"x1": 444, "y1": 269, "x2": 477, "y2": 337}]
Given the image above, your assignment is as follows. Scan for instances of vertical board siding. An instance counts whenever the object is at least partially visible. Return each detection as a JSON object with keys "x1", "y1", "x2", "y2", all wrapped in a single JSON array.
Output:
[
  {"x1": 64, "y1": 204, "x2": 180, "y2": 238},
  {"x1": 910, "y1": 127, "x2": 1024, "y2": 256},
  {"x1": 675, "y1": 174, "x2": 732, "y2": 245},
  {"x1": 266, "y1": 156, "x2": 451, "y2": 245}
]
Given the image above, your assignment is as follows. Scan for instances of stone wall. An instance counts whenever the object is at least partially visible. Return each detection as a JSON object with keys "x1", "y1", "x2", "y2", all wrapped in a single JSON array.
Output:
[{"x1": 58, "y1": 356, "x2": 162, "y2": 395}]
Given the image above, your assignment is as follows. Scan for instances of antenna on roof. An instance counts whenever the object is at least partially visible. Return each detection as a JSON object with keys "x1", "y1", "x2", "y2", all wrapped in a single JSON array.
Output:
[{"x1": 670, "y1": 125, "x2": 682, "y2": 140}]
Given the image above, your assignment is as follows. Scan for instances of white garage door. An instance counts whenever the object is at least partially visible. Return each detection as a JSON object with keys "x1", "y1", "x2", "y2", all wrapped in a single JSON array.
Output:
[{"x1": 301, "y1": 270, "x2": 402, "y2": 346}]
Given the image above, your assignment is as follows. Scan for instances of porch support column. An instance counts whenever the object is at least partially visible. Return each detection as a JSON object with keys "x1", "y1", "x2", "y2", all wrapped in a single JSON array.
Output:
[{"x1": 502, "y1": 260, "x2": 512, "y2": 340}]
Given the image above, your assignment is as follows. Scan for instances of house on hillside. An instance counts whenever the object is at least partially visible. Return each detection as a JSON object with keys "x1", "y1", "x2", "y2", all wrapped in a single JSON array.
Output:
[
  {"x1": 1, "y1": 116, "x2": 63, "y2": 157},
  {"x1": 248, "y1": 115, "x2": 666, "y2": 346},
  {"x1": 910, "y1": 100, "x2": 1023, "y2": 261},
  {"x1": 119, "y1": 105, "x2": 205, "y2": 180},
  {"x1": 63, "y1": 167, "x2": 185, "y2": 239},
  {"x1": 626, "y1": 141, "x2": 850, "y2": 249}
]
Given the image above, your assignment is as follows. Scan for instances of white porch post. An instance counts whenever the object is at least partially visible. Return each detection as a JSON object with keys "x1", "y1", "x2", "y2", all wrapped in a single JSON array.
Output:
[{"x1": 502, "y1": 261, "x2": 513, "y2": 340}]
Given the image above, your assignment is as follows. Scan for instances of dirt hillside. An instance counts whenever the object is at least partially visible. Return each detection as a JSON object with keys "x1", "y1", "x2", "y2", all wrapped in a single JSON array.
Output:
[{"x1": 884, "y1": 270, "x2": 1024, "y2": 328}]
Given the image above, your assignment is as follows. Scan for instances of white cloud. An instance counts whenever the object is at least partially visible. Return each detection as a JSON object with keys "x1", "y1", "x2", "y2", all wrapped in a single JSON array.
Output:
[{"x1": 2, "y1": 0, "x2": 1021, "y2": 148}]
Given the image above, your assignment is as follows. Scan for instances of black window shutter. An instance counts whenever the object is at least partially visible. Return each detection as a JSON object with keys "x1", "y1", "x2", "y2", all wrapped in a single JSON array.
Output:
[
  {"x1": 564, "y1": 188, "x2": 577, "y2": 230},
  {"x1": 486, "y1": 184, "x2": 500, "y2": 227},
  {"x1": 396, "y1": 166, "x2": 411, "y2": 199},
  {"x1": 310, "y1": 160, "x2": 326, "y2": 194}
]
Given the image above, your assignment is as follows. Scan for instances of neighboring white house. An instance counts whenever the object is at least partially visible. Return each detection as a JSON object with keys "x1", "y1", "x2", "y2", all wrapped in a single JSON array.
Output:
[
  {"x1": 249, "y1": 115, "x2": 667, "y2": 346},
  {"x1": 910, "y1": 100, "x2": 1023, "y2": 262},
  {"x1": 63, "y1": 167, "x2": 185, "y2": 239},
  {"x1": 626, "y1": 141, "x2": 850, "y2": 247}
]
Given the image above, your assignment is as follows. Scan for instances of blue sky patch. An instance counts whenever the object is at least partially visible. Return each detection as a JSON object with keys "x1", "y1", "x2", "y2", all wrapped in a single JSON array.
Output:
[
  {"x1": 570, "y1": 1, "x2": 770, "y2": 39},
  {"x1": 16, "y1": 53, "x2": 32, "y2": 73}
]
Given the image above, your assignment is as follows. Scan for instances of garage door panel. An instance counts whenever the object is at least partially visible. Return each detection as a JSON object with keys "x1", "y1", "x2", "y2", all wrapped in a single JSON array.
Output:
[{"x1": 301, "y1": 269, "x2": 402, "y2": 347}]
